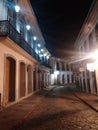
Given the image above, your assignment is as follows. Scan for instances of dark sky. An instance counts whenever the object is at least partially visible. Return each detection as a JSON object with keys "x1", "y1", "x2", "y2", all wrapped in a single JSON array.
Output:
[{"x1": 30, "y1": 0, "x2": 94, "y2": 59}]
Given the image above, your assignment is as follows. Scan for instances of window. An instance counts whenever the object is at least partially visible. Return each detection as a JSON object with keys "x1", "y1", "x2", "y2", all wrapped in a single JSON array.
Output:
[
  {"x1": 56, "y1": 62, "x2": 59, "y2": 70},
  {"x1": 66, "y1": 64, "x2": 69, "y2": 71},
  {"x1": 62, "y1": 62, "x2": 65, "y2": 71}
]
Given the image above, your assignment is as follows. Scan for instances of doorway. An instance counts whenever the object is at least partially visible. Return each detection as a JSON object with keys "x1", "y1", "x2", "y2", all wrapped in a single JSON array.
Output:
[
  {"x1": 20, "y1": 62, "x2": 26, "y2": 97},
  {"x1": 5, "y1": 57, "x2": 16, "y2": 104}
]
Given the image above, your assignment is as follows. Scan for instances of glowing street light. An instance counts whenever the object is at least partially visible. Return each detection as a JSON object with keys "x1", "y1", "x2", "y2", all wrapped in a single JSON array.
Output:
[
  {"x1": 90, "y1": 50, "x2": 98, "y2": 60},
  {"x1": 87, "y1": 63, "x2": 96, "y2": 72},
  {"x1": 44, "y1": 54, "x2": 46, "y2": 57},
  {"x1": 38, "y1": 44, "x2": 40, "y2": 47},
  {"x1": 15, "y1": 5, "x2": 20, "y2": 13},
  {"x1": 54, "y1": 71, "x2": 59, "y2": 75},
  {"x1": 33, "y1": 36, "x2": 37, "y2": 40},
  {"x1": 41, "y1": 49, "x2": 43, "y2": 52},
  {"x1": 26, "y1": 25, "x2": 31, "y2": 30},
  {"x1": 46, "y1": 56, "x2": 49, "y2": 59}
]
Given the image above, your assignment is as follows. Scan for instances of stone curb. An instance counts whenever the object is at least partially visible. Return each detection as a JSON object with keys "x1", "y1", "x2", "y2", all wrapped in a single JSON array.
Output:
[{"x1": 74, "y1": 93, "x2": 98, "y2": 113}]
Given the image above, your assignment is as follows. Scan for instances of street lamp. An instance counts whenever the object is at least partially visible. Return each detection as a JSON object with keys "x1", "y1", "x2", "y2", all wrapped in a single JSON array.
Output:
[
  {"x1": 15, "y1": 5, "x2": 20, "y2": 13},
  {"x1": 87, "y1": 63, "x2": 96, "y2": 72},
  {"x1": 41, "y1": 49, "x2": 43, "y2": 52},
  {"x1": 33, "y1": 36, "x2": 37, "y2": 41},
  {"x1": 38, "y1": 44, "x2": 41, "y2": 47},
  {"x1": 44, "y1": 54, "x2": 46, "y2": 57},
  {"x1": 86, "y1": 50, "x2": 98, "y2": 71},
  {"x1": 26, "y1": 25, "x2": 31, "y2": 30},
  {"x1": 90, "y1": 50, "x2": 98, "y2": 61}
]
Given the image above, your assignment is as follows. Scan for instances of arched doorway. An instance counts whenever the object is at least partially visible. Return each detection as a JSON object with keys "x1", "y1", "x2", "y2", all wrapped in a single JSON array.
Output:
[
  {"x1": 27, "y1": 65, "x2": 32, "y2": 93},
  {"x1": 5, "y1": 57, "x2": 16, "y2": 104},
  {"x1": 20, "y1": 62, "x2": 26, "y2": 97}
]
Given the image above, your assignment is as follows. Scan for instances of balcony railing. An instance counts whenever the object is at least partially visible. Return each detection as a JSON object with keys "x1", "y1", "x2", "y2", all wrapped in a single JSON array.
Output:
[{"x1": 0, "y1": 20, "x2": 40, "y2": 61}]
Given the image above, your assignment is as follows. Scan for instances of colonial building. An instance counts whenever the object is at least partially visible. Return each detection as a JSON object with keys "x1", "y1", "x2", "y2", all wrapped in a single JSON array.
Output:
[
  {"x1": 71, "y1": 0, "x2": 98, "y2": 94},
  {"x1": 0, "y1": 0, "x2": 51, "y2": 106},
  {"x1": 50, "y1": 57, "x2": 73, "y2": 85}
]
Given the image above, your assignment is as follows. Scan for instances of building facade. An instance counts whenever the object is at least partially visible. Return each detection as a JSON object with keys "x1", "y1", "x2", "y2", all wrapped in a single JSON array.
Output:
[
  {"x1": 50, "y1": 57, "x2": 73, "y2": 85},
  {"x1": 71, "y1": 0, "x2": 98, "y2": 94},
  {"x1": 0, "y1": 0, "x2": 51, "y2": 106}
]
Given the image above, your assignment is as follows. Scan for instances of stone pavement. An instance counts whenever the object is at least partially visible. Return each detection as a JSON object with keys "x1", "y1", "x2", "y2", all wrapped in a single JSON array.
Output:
[
  {"x1": 0, "y1": 85, "x2": 98, "y2": 130},
  {"x1": 0, "y1": 85, "x2": 55, "y2": 130}
]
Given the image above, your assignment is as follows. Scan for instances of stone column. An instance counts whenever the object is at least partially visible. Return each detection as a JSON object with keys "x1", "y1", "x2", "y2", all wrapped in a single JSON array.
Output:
[
  {"x1": 84, "y1": 69, "x2": 89, "y2": 93},
  {"x1": 81, "y1": 72, "x2": 84, "y2": 91},
  {"x1": 95, "y1": 61, "x2": 98, "y2": 94},
  {"x1": 89, "y1": 71, "x2": 93, "y2": 94},
  {"x1": 70, "y1": 73, "x2": 72, "y2": 83}
]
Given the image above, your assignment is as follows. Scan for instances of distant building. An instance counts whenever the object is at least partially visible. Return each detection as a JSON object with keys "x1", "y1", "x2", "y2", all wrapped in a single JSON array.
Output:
[
  {"x1": 0, "y1": 0, "x2": 51, "y2": 106},
  {"x1": 49, "y1": 57, "x2": 73, "y2": 85}
]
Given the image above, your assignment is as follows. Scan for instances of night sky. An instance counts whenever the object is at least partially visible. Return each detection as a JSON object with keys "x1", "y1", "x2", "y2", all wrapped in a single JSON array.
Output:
[{"x1": 30, "y1": 0, "x2": 94, "y2": 59}]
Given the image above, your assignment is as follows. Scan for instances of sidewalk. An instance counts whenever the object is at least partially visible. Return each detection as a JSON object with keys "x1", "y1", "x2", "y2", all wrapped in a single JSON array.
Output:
[
  {"x1": 0, "y1": 86, "x2": 55, "y2": 130},
  {"x1": 74, "y1": 92, "x2": 98, "y2": 112}
]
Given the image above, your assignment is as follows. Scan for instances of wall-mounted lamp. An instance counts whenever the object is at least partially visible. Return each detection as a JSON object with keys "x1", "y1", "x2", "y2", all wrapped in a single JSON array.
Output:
[
  {"x1": 46, "y1": 56, "x2": 49, "y2": 59},
  {"x1": 26, "y1": 25, "x2": 31, "y2": 30},
  {"x1": 41, "y1": 49, "x2": 43, "y2": 52},
  {"x1": 44, "y1": 54, "x2": 46, "y2": 57},
  {"x1": 33, "y1": 36, "x2": 37, "y2": 40},
  {"x1": 15, "y1": 5, "x2": 20, "y2": 13},
  {"x1": 38, "y1": 44, "x2": 41, "y2": 47},
  {"x1": 87, "y1": 63, "x2": 96, "y2": 72}
]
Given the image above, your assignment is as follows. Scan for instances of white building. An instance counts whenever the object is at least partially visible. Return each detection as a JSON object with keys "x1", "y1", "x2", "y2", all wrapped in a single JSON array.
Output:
[
  {"x1": 71, "y1": 0, "x2": 98, "y2": 94},
  {"x1": 0, "y1": 0, "x2": 51, "y2": 106},
  {"x1": 50, "y1": 57, "x2": 73, "y2": 85}
]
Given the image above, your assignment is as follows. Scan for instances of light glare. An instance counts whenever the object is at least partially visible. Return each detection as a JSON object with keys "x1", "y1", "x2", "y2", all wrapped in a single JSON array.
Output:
[
  {"x1": 54, "y1": 71, "x2": 59, "y2": 75},
  {"x1": 33, "y1": 36, "x2": 37, "y2": 40},
  {"x1": 87, "y1": 63, "x2": 96, "y2": 71},
  {"x1": 15, "y1": 5, "x2": 20, "y2": 13},
  {"x1": 38, "y1": 44, "x2": 41, "y2": 47},
  {"x1": 41, "y1": 49, "x2": 43, "y2": 52},
  {"x1": 26, "y1": 25, "x2": 30, "y2": 30}
]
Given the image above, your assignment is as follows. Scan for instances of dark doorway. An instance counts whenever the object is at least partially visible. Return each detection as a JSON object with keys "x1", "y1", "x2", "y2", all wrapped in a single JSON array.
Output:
[
  {"x1": 27, "y1": 65, "x2": 32, "y2": 93},
  {"x1": 20, "y1": 62, "x2": 26, "y2": 97},
  {"x1": 5, "y1": 57, "x2": 16, "y2": 104},
  {"x1": 33, "y1": 71, "x2": 36, "y2": 91}
]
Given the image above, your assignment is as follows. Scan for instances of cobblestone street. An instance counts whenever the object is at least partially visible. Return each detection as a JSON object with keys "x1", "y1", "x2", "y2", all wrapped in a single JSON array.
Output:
[
  {"x1": 1, "y1": 85, "x2": 98, "y2": 130},
  {"x1": 11, "y1": 85, "x2": 98, "y2": 130}
]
